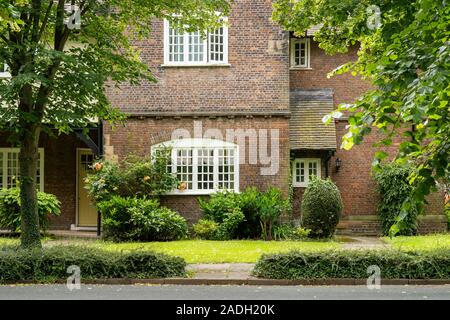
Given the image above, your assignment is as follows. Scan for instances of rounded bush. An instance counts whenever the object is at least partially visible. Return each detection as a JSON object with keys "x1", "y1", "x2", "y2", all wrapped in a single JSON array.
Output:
[
  {"x1": 301, "y1": 177, "x2": 343, "y2": 238},
  {"x1": 193, "y1": 219, "x2": 219, "y2": 240}
]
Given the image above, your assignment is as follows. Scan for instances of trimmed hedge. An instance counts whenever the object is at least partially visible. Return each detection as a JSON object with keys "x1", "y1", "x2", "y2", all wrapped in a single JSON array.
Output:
[
  {"x1": 0, "y1": 246, "x2": 186, "y2": 282},
  {"x1": 253, "y1": 250, "x2": 450, "y2": 279}
]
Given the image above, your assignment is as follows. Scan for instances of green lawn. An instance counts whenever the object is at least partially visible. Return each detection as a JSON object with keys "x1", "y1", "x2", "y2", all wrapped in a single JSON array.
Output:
[
  {"x1": 95, "y1": 240, "x2": 340, "y2": 263},
  {"x1": 384, "y1": 234, "x2": 450, "y2": 251},
  {"x1": 0, "y1": 237, "x2": 339, "y2": 263}
]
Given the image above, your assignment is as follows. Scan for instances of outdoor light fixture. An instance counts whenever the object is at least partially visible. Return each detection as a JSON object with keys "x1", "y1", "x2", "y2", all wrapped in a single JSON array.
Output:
[{"x1": 335, "y1": 158, "x2": 342, "y2": 172}]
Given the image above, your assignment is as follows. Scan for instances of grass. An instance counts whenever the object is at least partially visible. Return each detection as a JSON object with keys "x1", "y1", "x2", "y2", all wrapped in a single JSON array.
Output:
[
  {"x1": 0, "y1": 237, "x2": 339, "y2": 263},
  {"x1": 94, "y1": 240, "x2": 340, "y2": 263},
  {"x1": 384, "y1": 234, "x2": 450, "y2": 251}
]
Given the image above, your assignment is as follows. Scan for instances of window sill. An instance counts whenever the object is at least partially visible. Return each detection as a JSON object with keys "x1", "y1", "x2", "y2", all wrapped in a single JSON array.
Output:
[
  {"x1": 0, "y1": 72, "x2": 11, "y2": 78},
  {"x1": 164, "y1": 189, "x2": 238, "y2": 196},
  {"x1": 290, "y1": 67, "x2": 313, "y2": 71},
  {"x1": 161, "y1": 63, "x2": 231, "y2": 68},
  {"x1": 292, "y1": 183, "x2": 308, "y2": 188}
]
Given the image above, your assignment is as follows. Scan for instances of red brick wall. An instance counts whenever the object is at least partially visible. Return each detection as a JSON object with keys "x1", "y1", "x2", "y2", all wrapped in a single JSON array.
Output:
[
  {"x1": 290, "y1": 41, "x2": 372, "y2": 107},
  {"x1": 104, "y1": 116, "x2": 290, "y2": 223},
  {"x1": 106, "y1": 0, "x2": 290, "y2": 116}
]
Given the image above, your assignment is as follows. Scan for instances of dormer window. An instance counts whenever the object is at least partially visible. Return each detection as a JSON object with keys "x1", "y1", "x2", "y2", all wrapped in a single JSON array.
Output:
[
  {"x1": 290, "y1": 38, "x2": 310, "y2": 69},
  {"x1": 163, "y1": 20, "x2": 229, "y2": 66}
]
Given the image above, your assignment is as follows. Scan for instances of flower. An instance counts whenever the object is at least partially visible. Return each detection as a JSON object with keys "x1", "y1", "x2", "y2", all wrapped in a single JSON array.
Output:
[
  {"x1": 178, "y1": 182, "x2": 187, "y2": 191},
  {"x1": 93, "y1": 162, "x2": 103, "y2": 171},
  {"x1": 143, "y1": 176, "x2": 151, "y2": 182}
]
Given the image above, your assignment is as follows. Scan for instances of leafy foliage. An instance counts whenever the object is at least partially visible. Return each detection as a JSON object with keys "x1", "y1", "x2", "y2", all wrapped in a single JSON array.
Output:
[
  {"x1": 97, "y1": 196, "x2": 188, "y2": 242},
  {"x1": 85, "y1": 152, "x2": 177, "y2": 203},
  {"x1": 273, "y1": 0, "x2": 450, "y2": 235},
  {"x1": 374, "y1": 164, "x2": 419, "y2": 236},
  {"x1": 198, "y1": 187, "x2": 288, "y2": 240},
  {"x1": 0, "y1": 246, "x2": 186, "y2": 282},
  {"x1": 0, "y1": 188, "x2": 60, "y2": 232},
  {"x1": 301, "y1": 177, "x2": 343, "y2": 238},
  {"x1": 192, "y1": 219, "x2": 219, "y2": 240},
  {"x1": 253, "y1": 249, "x2": 450, "y2": 280},
  {"x1": 273, "y1": 224, "x2": 311, "y2": 241}
]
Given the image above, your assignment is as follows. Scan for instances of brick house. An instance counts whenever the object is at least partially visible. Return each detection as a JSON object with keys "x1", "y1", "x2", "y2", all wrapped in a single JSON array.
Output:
[{"x1": 0, "y1": 0, "x2": 446, "y2": 234}]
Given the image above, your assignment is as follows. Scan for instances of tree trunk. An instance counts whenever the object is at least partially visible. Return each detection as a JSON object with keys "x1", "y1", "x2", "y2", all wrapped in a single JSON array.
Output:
[{"x1": 19, "y1": 125, "x2": 42, "y2": 249}]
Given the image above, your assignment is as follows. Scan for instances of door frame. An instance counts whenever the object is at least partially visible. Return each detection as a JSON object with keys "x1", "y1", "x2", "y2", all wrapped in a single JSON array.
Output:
[{"x1": 75, "y1": 148, "x2": 97, "y2": 230}]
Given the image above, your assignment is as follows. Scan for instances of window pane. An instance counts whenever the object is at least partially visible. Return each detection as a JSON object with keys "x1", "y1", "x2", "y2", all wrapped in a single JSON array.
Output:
[
  {"x1": 197, "y1": 149, "x2": 214, "y2": 190},
  {"x1": 209, "y1": 27, "x2": 225, "y2": 62},
  {"x1": 218, "y1": 149, "x2": 235, "y2": 190},
  {"x1": 295, "y1": 162, "x2": 305, "y2": 183},
  {"x1": 309, "y1": 161, "x2": 318, "y2": 177},
  {"x1": 176, "y1": 149, "x2": 193, "y2": 189},
  {"x1": 169, "y1": 27, "x2": 184, "y2": 62},
  {"x1": 189, "y1": 31, "x2": 204, "y2": 62},
  {"x1": 7, "y1": 151, "x2": 19, "y2": 188},
  {"x1": 293, "y1": 40, "x2": 308, "y2": 67}
]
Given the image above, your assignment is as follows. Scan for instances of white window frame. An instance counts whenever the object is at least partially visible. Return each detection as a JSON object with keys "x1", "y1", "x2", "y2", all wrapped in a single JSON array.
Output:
[
  {"x1": 0, "y1": 62, "x2": 11, "y2": 78},
  {"x1": 152, "y1": 138, "x2": 239, "y2": 195},
  {"x1": 292, "y1": 158, "x2": 321, "y2": 188},
  {"x1": 163, "y1": 19, "x2": 229, "y2": 66},
  {"x1": 290, "y1": 38, "x2": 311, "y2": 69},
  {"x1": 0, "y1": 148, "x2": 45, "y2": 191}
]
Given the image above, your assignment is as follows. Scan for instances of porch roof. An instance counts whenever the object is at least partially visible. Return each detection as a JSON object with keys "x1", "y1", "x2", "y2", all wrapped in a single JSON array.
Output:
[{"x1": 290, "y1": 89, "x2": 337, "y2": 150}]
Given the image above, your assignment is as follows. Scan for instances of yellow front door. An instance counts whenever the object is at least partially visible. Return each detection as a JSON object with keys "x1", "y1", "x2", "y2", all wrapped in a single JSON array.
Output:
[{"x1": 77, "y1": 150, "x2": 97, "y2": 227}]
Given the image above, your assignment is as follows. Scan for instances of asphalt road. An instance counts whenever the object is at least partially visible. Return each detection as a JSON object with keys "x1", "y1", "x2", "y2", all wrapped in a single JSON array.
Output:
[{"x1": 0, "y1": 284, "x2": 449, "y2": 300}]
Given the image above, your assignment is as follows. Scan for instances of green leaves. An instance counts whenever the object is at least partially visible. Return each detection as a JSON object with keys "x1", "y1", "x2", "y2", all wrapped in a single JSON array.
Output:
[{"x1": 274, "y1": 0, "x2": 450, "y2": 235}]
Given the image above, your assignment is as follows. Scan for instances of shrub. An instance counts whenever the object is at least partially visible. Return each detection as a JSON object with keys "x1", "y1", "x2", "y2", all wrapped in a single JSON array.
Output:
[
  {"x1": 374, "y1": 163, "x2": 418, "y2": 236},
  {"x1": 215, "y1": 208, "x2": 245, "y2": 240},
  {"x1": 236, "y1": 187, "x2": 262, "y2": 238},
  {"x1": 0, "y1": 188, "x2": 61, "y2": 232},
  {"x1": 0, "y1": 246, "x2": 186, "y2": 282},
  {"x1": 301, "y1": 177, "x2": 343, "y2": 238},
  {"x1": 259, "y1": 187, "x2": 288, "y2": 240},
  {"x1": 273, "y1": 224, "x2": 311, "y2": 241},
  {"x1": 97, "y1": 196, "x2": 188, "y2": 241},
  {"x1": 198, "y1": 191, "x2": 240, "y2": 223},
  {"x1": 128, "y1": 206, "x2": 188, "y2": 241},
  {"x1": 85, "y1": 151, "x2": 178, "y2": 203},
  {"x1": 193, "y1": 219, "x2": 219, "y2": 240},
  {"x1": 253, "y1": 249, "x2": 450, "y2": 279}
]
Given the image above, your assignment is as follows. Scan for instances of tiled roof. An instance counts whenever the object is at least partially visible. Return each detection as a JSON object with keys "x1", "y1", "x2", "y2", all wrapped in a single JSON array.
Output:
[{"x1": 290, "y1": 89, "x2": 337, "y2": 150}]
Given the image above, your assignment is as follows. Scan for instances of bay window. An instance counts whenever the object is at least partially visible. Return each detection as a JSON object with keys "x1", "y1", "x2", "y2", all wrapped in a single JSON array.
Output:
[{"x1": 152, "y1": 139, "x2": 239, "y2": 194}]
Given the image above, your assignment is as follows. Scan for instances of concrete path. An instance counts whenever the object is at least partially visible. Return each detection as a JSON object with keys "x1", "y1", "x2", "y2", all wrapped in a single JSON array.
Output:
[
  {"x1": 1, "y1": 284, "x2": 449, "y2": 300},
  {"x1": 187, "y1": 263, "x2": 255, "y2": 280},
  {"x1": 341, "y1": 236, "x2": 390, "y2": 250}
]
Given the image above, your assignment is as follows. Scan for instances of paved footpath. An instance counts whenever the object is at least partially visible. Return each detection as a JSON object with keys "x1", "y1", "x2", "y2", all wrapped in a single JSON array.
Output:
[{"x1": 0, "y1": 284, "x2": 449, "y2": 300}]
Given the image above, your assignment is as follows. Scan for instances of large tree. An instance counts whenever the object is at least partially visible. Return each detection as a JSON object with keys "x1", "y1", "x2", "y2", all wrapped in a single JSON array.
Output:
[
  {"x1": 0, "y1": 0, "x2": 230, "y2": 248},
  {"x1": 273, "y1": 0, "x2": 450, "y2": 235}
]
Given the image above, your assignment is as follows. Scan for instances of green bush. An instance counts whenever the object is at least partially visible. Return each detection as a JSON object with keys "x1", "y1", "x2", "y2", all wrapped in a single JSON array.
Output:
[
  {"x1": 85, "y1": 151, "x2": 178, "y2": 203},
  {"x1": 0, "y1": 246, "x2": 186, "y2": 282},
  {"x1": 445, "y1": 202, "x2": 450, "y2": 231},
  {"x1": 273, "y1": 224, "x2": 311, "y2": 241},
  {"x1": 0, "y1": 188, "x2": 61, "y2": 232},
  {"x1": 128, "y1": 206, "x2": 188, "y2": 241},
  {"x1": 98, "y1": 196, "x2": 188, "y2": 241},
  {"x1": 253, "y1": 250, "x2": 450, "y2": 279},
  {"x1": 215, "y1": 208, "x2": 245, "y2": 240},
  {"x1": 259, "y1": 187, "x2": 288, "y2": 240},
  {"x1": 374, "y1": 163, "x2": 418, "y2": 236},
  {"x1": 301, "y1": 177, "x2": 343, "y2": 238},
  {"x1": 198, "y1": 187, "x2": 288, "y2": 240},
  {"x1": 193, "y1": 219, "x2": 219, "y2": 240}
]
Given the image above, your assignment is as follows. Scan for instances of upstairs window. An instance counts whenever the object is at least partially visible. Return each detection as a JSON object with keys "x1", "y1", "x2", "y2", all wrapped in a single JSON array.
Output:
[
  {"x1": 0, "y1": 148, "x2": 45, "y2": 191},
  {"x1": 152, "y1": 139, "x2": 239, "y2": 195},
  {"x1": 292, "y1": 158, "x2": 321, "y2": 187},
  {"x1": 164, "y1": 20, "x2": 228, "y2": 66},
  {"x1": 290, "y1": 38, "x2": 310, "y2": 68}
]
